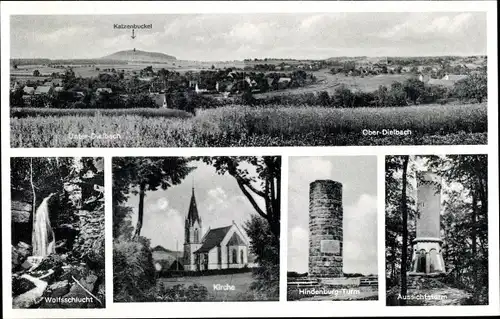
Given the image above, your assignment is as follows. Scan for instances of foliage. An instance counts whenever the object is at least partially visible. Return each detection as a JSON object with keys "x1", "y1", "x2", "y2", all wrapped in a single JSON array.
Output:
[
  {"x1": 428, "y1": 155, "x2": 488, "y2": 304},
  {"x1": 453, "y1": 74, "x2": 487, "y2": 103},
  {"x1": 113, "y1": 206, "x2": 135, "y2": 241},
  {"x1": 243, "y1": 215, "x2": 280, "y2": 300},
  {"x1": 10, "y1": 88, "x2": 24, "y2": 108},
  {"x1": 113, "y1": 237, "x2": 157, "y2": 302},
  {"x1": 385, "y1": 156, "x2": 418, "y2": 297},
  {"x1": 241, "y1": 89, "x2": 256, "y2": 106},
  {"x1": 10, "y1": 157, "x2": 74, "y2": 207},
  {"x1": 201, "y1": 156, "x2": 281, "y2": 238},
  {"x1": 112, "y1": 157, "x2": 194, "y2": 238},
  {"x1": 403, "y1": 78, "x2": 425, "y2": 105},
  {"x1": 155, "y1": 283, "x2": 208, "y2": 302}
]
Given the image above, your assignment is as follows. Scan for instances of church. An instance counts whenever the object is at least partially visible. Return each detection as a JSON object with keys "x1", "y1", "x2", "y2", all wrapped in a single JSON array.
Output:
[{"x1": 183, "y1": 187, "x2": 255, "y2": 271}]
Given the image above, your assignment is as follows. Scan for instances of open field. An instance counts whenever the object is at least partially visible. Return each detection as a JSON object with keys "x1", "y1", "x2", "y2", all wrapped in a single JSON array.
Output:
[
  {"x1": 10, "y1": 103, "x2": 487, "y2": 148},
  {"x1": 10, "y1": 60, "x2": 246, "y2": 79},
  {"x1": 158, "y1": 272, "x2": 254, "y2": 301},
  {"x1": 255, "y1": 70, "x2": 414, "y2": 98}
]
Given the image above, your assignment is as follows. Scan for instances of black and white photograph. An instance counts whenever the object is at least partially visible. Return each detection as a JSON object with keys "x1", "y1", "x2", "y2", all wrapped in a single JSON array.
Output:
[
  {"x1": 112, "y1": 156, "x2": 280, "y2": 302},
  {"x1": 385, "y1": 154, "x2": 489, "y2": 306},
  {"x1": 287, "y1": 156, "x2": 378, "y2": 301},
  {"x1": 10, "y1": 157, "x2": 105, "y2": 309},
  {"x1": 9, "y1": 12, "x2": 487, "y2": 148}
]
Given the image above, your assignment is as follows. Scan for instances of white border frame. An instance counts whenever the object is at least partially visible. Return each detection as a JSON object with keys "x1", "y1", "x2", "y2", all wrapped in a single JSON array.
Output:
[{"x1": 2, "y1": 1, "x2": 498, "y2": 318}]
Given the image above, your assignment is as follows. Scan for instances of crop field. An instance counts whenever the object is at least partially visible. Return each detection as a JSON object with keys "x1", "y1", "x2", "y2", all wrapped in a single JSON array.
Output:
[
  {"x1": 11, "y1": 107, "x2": 193, "y2": 118},
  {"x1": 10, "y1": 103, "x2": 487, "y2": 148}
]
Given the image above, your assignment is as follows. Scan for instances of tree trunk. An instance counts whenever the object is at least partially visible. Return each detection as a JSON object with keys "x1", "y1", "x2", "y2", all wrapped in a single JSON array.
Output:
[
  {"x1": 400, "y1": 156, "x2": 409, "y2": 305},
  {"x1": 133, "y1": 182, "x2": 146, "y2": 240},
  {"x1": 471, "y1": 188, "x2": 478, "y2": 301},
  {"x1": 391, "y1": 243, "x2": 396, "y2": 282},
  {"x1": 30, "y1": 158, "x2": 37, "y2": 246}
]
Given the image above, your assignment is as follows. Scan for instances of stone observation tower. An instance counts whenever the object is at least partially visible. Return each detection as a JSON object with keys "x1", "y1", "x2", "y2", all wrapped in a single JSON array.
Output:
[
  {"x1": 409, "y1": 171, "x2": 446, "y2": 276},
  {"x1": 308, "y1": 180, "x2": 343, "y2": 277}
]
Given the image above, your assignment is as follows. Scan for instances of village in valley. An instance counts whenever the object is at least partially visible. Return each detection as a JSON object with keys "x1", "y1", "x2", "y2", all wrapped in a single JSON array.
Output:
[{"x1": 10, "y1": 53, "x2": 486, "y2": 110}]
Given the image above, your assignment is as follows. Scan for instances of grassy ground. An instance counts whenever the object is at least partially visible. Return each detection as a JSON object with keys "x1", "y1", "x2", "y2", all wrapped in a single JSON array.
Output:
[
  {"x1": 10, "y1": 103, "x2": 487, "y2": 147},
  {"x1": 158, "y1": 272, "x2": 254, "y2": 301},
  {"x1": 288, "y1": 285, "x2": 379, "y2": 301},
  {"x1": 255, "y1": 71, "x2": 413, "y2": 98}
]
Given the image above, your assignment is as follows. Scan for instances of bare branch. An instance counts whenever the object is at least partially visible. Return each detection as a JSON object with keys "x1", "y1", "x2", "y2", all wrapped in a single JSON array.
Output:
[
  {"x1": 234, "y1": 175, "x2": 265, "y2": 198},
  {"x1": 236, "y1": 179, "x2": 267, "y2": 220}
]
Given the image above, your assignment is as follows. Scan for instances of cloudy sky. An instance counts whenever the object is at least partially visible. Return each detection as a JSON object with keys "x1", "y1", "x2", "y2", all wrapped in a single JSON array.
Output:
[
  {"x1": 288, "y1": 156, "x2": 377, "y2": 275},
  {"x1": 123, "y1": 160, "x2": 259, "y2": 250},
  {"x1": 10, "y1": 12, "x2": 486, "y2": 60}
]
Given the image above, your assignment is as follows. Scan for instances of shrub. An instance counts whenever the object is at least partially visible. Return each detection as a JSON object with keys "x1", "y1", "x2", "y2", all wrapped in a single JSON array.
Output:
[
  {"x1": 113, "y1": 237, "x2": 156, "y2": 302},
  {"x1": 454, "y1": 73, "x2": 487, "y2": 103},
  {"x1": 71, "y1": 101, "x2": 88, "y2": 109},
  {"x1": 156, "y1": 283, "x2": 208, "y2": 302},
  {"x1": 244, "y1": 215, "x2": 280, "y2": 300}
]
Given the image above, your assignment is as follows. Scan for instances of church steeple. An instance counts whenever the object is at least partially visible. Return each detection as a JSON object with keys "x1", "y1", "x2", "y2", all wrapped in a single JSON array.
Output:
[{"x1": 186, "y1": 186, "x2": 201, "y2": 226}]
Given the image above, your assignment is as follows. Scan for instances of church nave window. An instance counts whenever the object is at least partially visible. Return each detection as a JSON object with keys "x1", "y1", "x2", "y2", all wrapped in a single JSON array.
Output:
[{"x1": 232, "y1": 249, "x2": 237, "y2": 264}]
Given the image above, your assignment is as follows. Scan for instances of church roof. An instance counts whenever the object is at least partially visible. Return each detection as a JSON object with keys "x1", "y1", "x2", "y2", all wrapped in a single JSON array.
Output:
[
  {"x1": 195, "y1": 226, "x2": 232, "y2": 253},
  {"x1": 186, "y1": 187, "x2": 201, "y2": 226},
  {"x1": 227, "y1": 232, "x2": 245, "y2": 246}
]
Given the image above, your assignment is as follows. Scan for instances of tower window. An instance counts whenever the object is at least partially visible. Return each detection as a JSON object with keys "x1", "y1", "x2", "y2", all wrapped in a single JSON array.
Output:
[{"x1": 194, "y1": 229, "x2": 199, "y2": 243}]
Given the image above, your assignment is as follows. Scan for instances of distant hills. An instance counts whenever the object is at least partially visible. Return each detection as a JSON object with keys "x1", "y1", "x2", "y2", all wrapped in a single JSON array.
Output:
[
  {"x1": 152, "y1": 245, "x2": 182, "y2": 255},
  {"x1": 101, "y1": 50, "x2": 177, "y2": 62},
  {"x1": 10, "y1": 49, "x2": 177, "y2": 66}
]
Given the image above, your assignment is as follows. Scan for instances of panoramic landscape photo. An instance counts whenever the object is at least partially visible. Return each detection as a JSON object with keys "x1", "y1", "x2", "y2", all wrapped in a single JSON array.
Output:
[
  {"x1": 112, "y1": 156, "x2": 280, "y2": 302},
  {"x1": 10, "y1": 13, "x2": 487, "y2": 147}
]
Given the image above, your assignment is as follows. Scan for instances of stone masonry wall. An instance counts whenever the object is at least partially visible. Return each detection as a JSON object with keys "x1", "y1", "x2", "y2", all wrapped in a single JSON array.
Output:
[{"x1": 309, "y1": 180, "x2": 343, "y2": 277}]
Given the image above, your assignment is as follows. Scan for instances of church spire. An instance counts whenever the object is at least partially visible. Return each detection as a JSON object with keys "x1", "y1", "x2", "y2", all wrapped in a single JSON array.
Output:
[{"x1": 186, "y1": 181, "x2": 201, "y2": 226}]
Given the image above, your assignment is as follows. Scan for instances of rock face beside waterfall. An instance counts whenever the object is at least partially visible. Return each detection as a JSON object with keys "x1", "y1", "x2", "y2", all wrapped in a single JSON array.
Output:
[
  {"x1": 72, "y1": 198, "x2": 105, "y2": 269},
  {"x1": 12, "y1": 201, "x2": 32, "y2": 223},
  {"x1": 12, "y1": 242, "x2": 32, "y2": 270}
]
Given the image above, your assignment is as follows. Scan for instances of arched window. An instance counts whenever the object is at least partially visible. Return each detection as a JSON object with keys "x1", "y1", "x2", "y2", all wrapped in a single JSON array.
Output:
[
  {"x1": 194, "y1": 229, "x2": 199, "y2": 243},
  {"x1": 429, "y1": 249, "x2": 440, "y2": 273},
  {"x1": 416, "y1": 249, "x2": 426, "y2": 273},
  {"x1": 240, "y1": 250, "x2": 244, "y2": 264},
  {"x1": 232, "y1": 249, "x2": 237, "y2": 264}
]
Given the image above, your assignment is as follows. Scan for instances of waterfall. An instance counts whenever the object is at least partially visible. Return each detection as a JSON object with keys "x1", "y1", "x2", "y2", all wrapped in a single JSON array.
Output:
[{"x1": 31, "y1": 194, "x2": 56, "y2": 257}]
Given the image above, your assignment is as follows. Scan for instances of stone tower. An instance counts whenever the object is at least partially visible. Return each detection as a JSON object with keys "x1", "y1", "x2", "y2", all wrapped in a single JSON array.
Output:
[
  {"x1": 308, "y1": 180, "x2": 343, "y2": 277},
  {"x1": 409, "y1": 172, "x2": 446, "y2": 276},
  {"x1": 183, "y1": 187, "x2": 202, "y2": 271}
]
